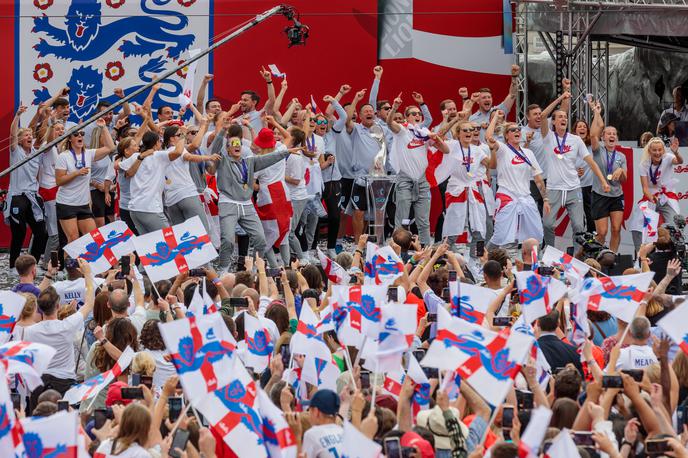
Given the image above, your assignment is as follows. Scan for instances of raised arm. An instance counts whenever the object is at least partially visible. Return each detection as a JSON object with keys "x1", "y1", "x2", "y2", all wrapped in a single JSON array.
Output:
[
  {"x1": 167, "y1": 135, "x2": 186, "y2": 162},
  {"x1": 540, "y1": 92, "x2": 569, "y2": 138},
  {"x1": 93, "y1": 118, "x2": 116, "y2": 160},
  {"x1": 368, "y1": 66, "x2": 383, "y2": 107},
  {"x1": 187, "y1": 115, "x2": 210, "y2": 153},
  {"x1": 78, "y1": 259, "x2": 96, "y2": 319},
  {"x1": 386, "y1": 93, "x2": 403, "y2": 134},
  {"x1": 273, "y1": 78, "x2": 288, "y2": 115},
  {"x1": 589, "y1": 100, "x2": 604, "y2": 151},
  {"x1": 10, "y1": 104, "x2": 28, "y2": 151},
  {"x1": 670, "y1": 137, "x2": 684, "y2": 164},
  {"x1": 195, "y1": 74, "x2": 213, "y2": 114},
  {"x1": 412, "y1": 92, "x2": 433, "y2": 128},
  {"x1": 259, "y1": 67, "x2": 277, "y2": 114},
  {"x1": 347, "y1": 89, "x2": 366, "y2": 133},
  {"x1": 499, "y1": 64, "x2": 520, "y2": 113},
  {"x1": 325, "y1": 84, "x2": 350, "y2": 117}
]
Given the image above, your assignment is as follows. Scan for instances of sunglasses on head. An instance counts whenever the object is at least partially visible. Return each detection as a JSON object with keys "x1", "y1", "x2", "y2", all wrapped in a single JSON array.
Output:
[
  {"x1": 71, "y1": 132, "x2": 85, "y2": 137},
  {"x1": 315, "y1": 119, "x2": 328, "y2": 125}
]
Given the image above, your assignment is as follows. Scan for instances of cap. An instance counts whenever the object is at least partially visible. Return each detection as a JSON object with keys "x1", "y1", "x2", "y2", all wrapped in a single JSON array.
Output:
[
  {"x1": 416, "y1": 406, "x2": 468, "y2": 451},
  {"x1": 400, "y1": 431, "x2": 435, "y2": 458},
  {"x1": 105, "y1": 381, "x2": 133, "y2": 407},
  {"x1": 253, "y1": 128, "x2": 276, "y2": 149},
  {"x1": 659, "y1": 112, "x2": 679, "y2": 130},
  {"x1": 308, "y1": 389, "x2": 340, "y2": 416}
]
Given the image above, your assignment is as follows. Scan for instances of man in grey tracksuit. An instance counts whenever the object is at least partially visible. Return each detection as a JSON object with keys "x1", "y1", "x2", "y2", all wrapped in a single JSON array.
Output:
[{"x1": 210, "y1": 126, "x2": 292, "y2": 270}]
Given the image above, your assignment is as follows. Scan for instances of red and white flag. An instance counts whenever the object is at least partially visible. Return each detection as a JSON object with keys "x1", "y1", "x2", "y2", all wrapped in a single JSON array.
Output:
[
  {"x1": 515, "y1": 271, "x2": 567, "y2": 323},
  {"x1": 310, "y1": 94, "x2": 321, "y2": 114},
  {"x1": 0, "y1": 365, "x2": 23, "y2": 457},
  {"x1": 300, "y1": 339, "x2": 340, "y2": 392},
  {"x1": 255, "y1": 181, "x2": 293, "y2": 249},
  {"x1": 159, "y1": 313, "x2": 237, "y2": 404},
  {"x1": 195, "y1": 363, "x2": 267, "y2": 457},
  {"x1": 134, "y1": 216, "x2": 217, "y2": 282},
  {"x1": 512, "y1": 315, "x2": 551, "y2": 390},
  {"x1": 543, "y1": 429, "x2": 580, "y2": 458},
  {"x1": 20, "y1": 410, "x2": 79, "y2": 458},
  {"x1": 658, "y1": 302, "x2": 688, "y2": 356},
  {"x1": 0, "y1": 341, "x2": 56, "y2": 390},
  {"x1": 241, "y1": 313, "x2": 274, "y2": 373},
  {"x1": 63, "y1": 347, "x2": 134, "y2": 405},
  {"x1": 541, "y1": 246, "x2": 591, "y2": 278},
  {"x1": 382, "y1": 367, "x2": 405, "y2": 399},
  {"x1": 364, "y1": 243, "x2": 405, "y2": 286},
  {"x1": 64, "y1": 221, "x2": 135, "y2": 275},
  {"x1": 341, "y1": 421, "x2": 382, "y2": 458},
  {"x1": 580, "y1": 272, "x2": 654, "y2": 323},
  {"x1": 178, "y1": 49, "x2": 201, "y2": 107},
  {"x1": 187, "y1": 277, "x2": 218, "y2": 316},
  {"x1": 330, "y1": 284, "x2": 386, "y2": 338},
  {"x1": 450, "y1": 281, "x2": 498, "y2": 324},
  {"x1": 317, "y1": 248, "x2": 350, "y2": 285},
  {"x1": 425, "y1": 144, "x2": 454, "y2": 188},
  {"x1": 518, "y1": 406, "x2": 552, "y2": 458},
  {"x1": 377, "y1": 303, "x2": 417, "y2": 372},
  {"x1": 0, "y1": 291, "x2": 26, "y2": 344},
  {"x1": 640, "y1": 201, "x2": 660, "y2": 243},
  {"x1": 257, "y1": 390, "x2": 298, "y2": 458}
]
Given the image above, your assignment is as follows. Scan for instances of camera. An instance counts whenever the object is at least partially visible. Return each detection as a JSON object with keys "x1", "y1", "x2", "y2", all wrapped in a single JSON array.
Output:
[
  {"x1": 574, "y1": 231, "x2": 608, "y2": 259},
  {"x1": 666, "y1": 215, "x2": 687, "y2": 270},
  {"x1": 281, "y1": 6, "x2": 309, "y2": 47}
]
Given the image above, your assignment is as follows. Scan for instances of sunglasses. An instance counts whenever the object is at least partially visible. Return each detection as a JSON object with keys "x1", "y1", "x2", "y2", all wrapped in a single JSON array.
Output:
[
  {"x1": 187, "y1": 130, "x2": 199, "y2": 135},
  {"x1": 506, "y1": 127, "x2": 520, "y2": 133},
  {"x1": 460, "y1": 128, "x2": 476, "y2": 133},
  {"x1": 380, "y1": 106, "x2": 391, "y2": 111},
  {"x1": 408, "y1": 111, "x2": 421, "y2": 116},
  {"x1": 315, "y1": 119, "x2": 328, "y2": 125},
  {"x1": 229, "y1": 138, "x2": 242, "y2": 147},
  {"x1": 71, "y1": 132, "x2": 85, "y2": 137}
]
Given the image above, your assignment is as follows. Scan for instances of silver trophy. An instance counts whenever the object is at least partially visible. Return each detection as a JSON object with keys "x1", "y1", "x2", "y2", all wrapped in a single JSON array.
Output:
[
  {"x1": 369, "y1": 123, "x2": 387, "y2": 177},
  {"x1": 366, "y1": 123, "x2": 394, "y2": 244}
]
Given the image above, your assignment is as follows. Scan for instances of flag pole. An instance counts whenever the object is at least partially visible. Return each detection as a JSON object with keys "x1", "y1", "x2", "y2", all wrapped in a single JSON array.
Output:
[{"x1": 0, "y1": 4, "x2": 298, "y2": 179}]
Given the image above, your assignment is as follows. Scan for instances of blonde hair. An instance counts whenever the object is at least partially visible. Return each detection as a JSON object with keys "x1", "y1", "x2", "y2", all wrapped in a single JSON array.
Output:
[
  {"x1": 112, "y1": 403, "x2": 151, "y2": 454},
  {"x1": 640, "y1": 137, "x2": 665, "y2": 165},
  {"x1": 673, "y1": 352, "x2": 688, "y2": 387},
  {"x1": 16, "y1": 128, "x2": 32, "y2": 142},
  {"x1": 130, "y1": 351, "x2": 156, "y2": 377},
  {"x1": 18, "y1": 293, "x2": 37, "y2": 321}
]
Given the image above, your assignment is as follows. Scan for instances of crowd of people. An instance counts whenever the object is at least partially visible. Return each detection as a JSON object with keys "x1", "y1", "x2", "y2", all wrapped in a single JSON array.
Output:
[{"x1": 0, "y1": 61, "x2": 687, "y2": 458}]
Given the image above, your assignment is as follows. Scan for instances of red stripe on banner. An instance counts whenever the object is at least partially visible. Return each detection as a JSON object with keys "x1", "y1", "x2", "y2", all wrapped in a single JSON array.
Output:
[
  {"x1": 348, "y1": 285, "x2": 362, "y2": 332},
  {"x1": 276, "y1": 427, "x2": 297, "y2": 448},
  {"x1": 189, "y1": 317, "x2": 218, "y2": 392},
  {"x1": 89, "y1": 229, "x2": 118, "y2": 267},
  {"x1": 384, "y1": 377, "x2": 403, "y2": 397},
  {"x1": 1, "y1": 341, "x2": 31, "y2": 357},
  {"x1": 162, "y1": 227, "x2": 190, "y2": 274},
  {"x1": 456, "y1": 330, "x2": 520, "y2": 380}
]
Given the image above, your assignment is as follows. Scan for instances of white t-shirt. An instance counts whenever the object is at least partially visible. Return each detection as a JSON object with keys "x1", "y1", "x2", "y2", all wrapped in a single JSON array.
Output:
[
  {"x1": 285, "y1": 151, "x2": 309, "y2": 201},
  {"x1": 254, "y1": 154, "x2": 287, "y2": 185},
  {"x1": 446, "y1": 141, "x2": 487, "y2": 195},
  {"x1": 55, "y1": 148, "x2": 97, "y2": 206},
  {"x1": 639, "y1": 153, "x2": 676, "y2": 193},
  {"x1": 520, "y1": 119, "x2": 550, "y2": 179},
  {"x1": 141, "y1": 349, "x2": 177, "y2": 389},
  {"x1": 10, "y1": 146, "x2": 41, "y2": 195},
  {"x1": 389, "y1": 124, "x2": 429, "y2": 180},
  {"x1": 615, "y1": 344, "x2": 658, "y2": 370},
  {"x1": 495, "y1": 141, "x2": 542, "y2": 197},
  {"x1": 53, "y1": 277, "x2": 106, "y2": 308},
  {"x1": 38, "y1": 146, "x2": 59, "y2": 189},
  {"x1": 542, "y1": 131, "x2": 590, "y2": 191},
  {"x1": 120, "y1": 150, "x2": 173, "y2": 213},
  {"x1": 95, "y1": 439, "x2": 152, "y2": 458},
  {"x1": 305, "y1": 134, "x2": 324, "y2": 196},
  {"x1": 164, "y1": 150, "x2": 200, "y2": 207},
  {"x1": 23, "y1": 313, "x2": 84, "y2": 379},
  {"x1": 90, "y1": 155, "x2": 114, "y2": 189},
  {"x1": 301, "y1": 423, "x2": 344, "y2": 458}
]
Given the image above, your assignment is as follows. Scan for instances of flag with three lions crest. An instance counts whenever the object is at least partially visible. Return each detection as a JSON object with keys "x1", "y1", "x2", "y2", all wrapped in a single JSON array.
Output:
[
  {"x1": 158, "y1": 313, "x2": 237, "y2": 405},
  {"x1": 133, "y1": 216, "x2": 217, "y2": 283},
  {"x1": 20, "y1": 410, "x2": 79, "y2": 458},
  {"x1": 64, "y1": 221, "x2": 135, "y2": 275},
  {"x1": 19, "y1": 0, "x2": 209, "y2": 125}
]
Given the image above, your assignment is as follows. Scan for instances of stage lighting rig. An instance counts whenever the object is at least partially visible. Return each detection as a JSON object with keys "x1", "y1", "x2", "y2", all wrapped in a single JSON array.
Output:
[{"x1": 281, "y1": 4, "x2": 309, "y2": 47}]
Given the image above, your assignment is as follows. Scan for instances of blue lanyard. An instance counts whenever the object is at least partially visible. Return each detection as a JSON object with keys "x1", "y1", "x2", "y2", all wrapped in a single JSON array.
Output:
[
  {"x1": 506, "y1": 143, "x2": 532, "y2": 167},
  {"x1": 70, "y1": 149, "x2": 85, "y2": 169},
  {"x1": 234, "y1": 159, "x2": 248, "y2": 184},
  {"x1": 306, "y1": 134, "x2": 315, "y2": 152},
  {"x1": 459, "y1": 143, "x2": 471, "y2": 173},
  {"x1": 605, "y1": 148, "x2": 617, "y2": 176},
  {"x1": 554, "y1": 132, "x2": 568, "y2": 158},
  {"x1": 649, "y1": 161, "x2": 660, "y2": 185}
]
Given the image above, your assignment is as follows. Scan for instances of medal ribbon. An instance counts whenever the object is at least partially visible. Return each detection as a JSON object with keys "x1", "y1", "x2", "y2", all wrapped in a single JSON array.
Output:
[
  {"x1": 459, "y1": 143, "x2": 471, "y2": 174},
  {"x1": 506, "y1": 143, "x2": 532, "y2": 167},
  {"x1": 606, "y1": 148, "x2": 617, "y2": 178},
  {"x1": 70, "y1": 149, "x2": 86, "y2": 170},
  {"x1": 554, "y1": 132, "x2": 568, "y2": 158}
]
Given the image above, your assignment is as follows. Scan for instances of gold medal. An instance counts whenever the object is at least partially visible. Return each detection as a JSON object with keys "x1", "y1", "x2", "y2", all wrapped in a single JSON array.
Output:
[
  {"x1": 607, "y1": 174, "x2": 613, "y2": 180},
  {"x1": 165, "y1": 178, "x2": 171, "y2": 185},
  {"x1": 243, "y1": 183, "x2": 248, "y2": 190}
]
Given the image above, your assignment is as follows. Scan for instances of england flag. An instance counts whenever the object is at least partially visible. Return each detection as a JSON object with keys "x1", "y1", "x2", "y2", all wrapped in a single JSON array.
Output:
[
  {"x1": 541, "y1": 246, "x2": 591, "y2": 278},
  {"x1": 0, "y1": 292, "x2": 26, "y2": 345},
  {"x1": 580, "y1": 272, "x2": 654, "y2": 323},
  {"x1": 515, "y1": 271, "x2": 567, "y2": 323},
  {"x1": 0, "y1": 365, "x2": 22, "y2": 457},
  {"x1": 0, "y1": 341, "x2": 56, "y2": 391},
  {"x1": 658, "y1": 302, "x2": 688, "y2": 355},
  {"x1": 134, "y1": 216, "x2": 217, "y2": 282},
  {"x1": 255, "y1": 181, "x2": 293, "y2": 249},
  {"x1": 518, "y1": 406, "x2": 553, "y2": 458},
  {"x1": 317, "y1": 249, "x2": 350, "y2": 285},
  {"x1": 364, "y1": 243, "x2": 405, "y2": 286},
  {"x1": 639, "y1": 202, "x2": 660, "y2": 243},
  {"x1": 242, "y1": 313, "x2": 274, "y2": 373},
  {"x1": 450, "y1": 281, "x2": 498, "y2": 324},
  {"x1": 63, "y1": 347, "x2": 135, "y2": 405},
  {"x1": 340, "y1": 421, "x2": 382, "y2": 458},
  {"x1": 158, "y1": 313, "x2": 237, "y2": 404},
  {"x1": 187, "y1": 278, "x2": 218, "y2": 316},
  {"x1": 64, "y1": 221, "x2": 135, "y2": 275},
  {"x1": 330, "y1": 284, "x2": 386, "y2": 339},
  {"x1": 20, "y1": 410, "x2": 80, "y2": 458},
  {"x1": 257, "y1": 390, "x2": 298, "y2": 458}
]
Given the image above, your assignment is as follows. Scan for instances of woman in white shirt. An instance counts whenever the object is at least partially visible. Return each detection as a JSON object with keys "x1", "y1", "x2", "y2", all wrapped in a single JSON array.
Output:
[
  {"x1": 54, "y1": 118, "x2": 115, "y2": 242},
  {"x1": 37, "y1": 120, "x2": 63, "y2": 268},
  {"x1": 164, "y1": 119, "x2": 220, "y2": 234},
  {"x1": 485, "y1": 112, "x2": 549, "y2": 248},
  {"x1": 95, "y1": 403, "x2": 153, "y2": 457},
  {"x1": 8, "y1": 105, "x2": 48, "y2": 268},
  {"x1": 284, "y1": 124, "x2": 310, "y2": 264},
  {"x1": 118, "y1": 129, "x2": 184, "y2": 234}
]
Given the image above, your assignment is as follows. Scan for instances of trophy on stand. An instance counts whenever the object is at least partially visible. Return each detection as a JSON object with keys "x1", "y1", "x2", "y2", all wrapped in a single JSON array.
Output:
[{"x1": 366, "y1": 124, "x2": 394, "y2": 244}]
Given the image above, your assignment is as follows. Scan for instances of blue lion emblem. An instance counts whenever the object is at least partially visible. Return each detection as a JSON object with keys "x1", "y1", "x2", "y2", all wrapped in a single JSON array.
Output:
[
  {"x1": 0, "y1": 303, "x2": 16, "y2": 335},
  {"x1": 413, "y1": 383, "x2": 431, "y2": 407},
  {"x1": 262, "y1": 416, "x2": 279, "y2": 447},
  {"x1": 215, "y1": 380, "x2": 263, "y2": 443},
  {"x1": 32, "y1": 0, "x2": 194, "y2": 61},
  {"x1": 520, "y1": 275, "x2": 548, "y2": 305},
  {"x1": 348, "y1": 293, "x2": 380, "y2": 322},
  {"x1": 80, "y1": 229, "x2": 131, "y2": 263},
  {"x1": 23, "y1": 432, "x2": 69, "y2": 458},
  {"x1": 246, "y1": 330, "x2": 273, "y2": 357},
  {"x1": 171, "y1": 336, "x2": 233, "y2": 374},
  {"x1": 365, "y1": 255, "x2": 403, "y2": 283},
  {"x1": 142, "y1": 231, "x2": 206, "y2": 267},
  {"x1": 601, "y1": 285, "x2": 639, "y2": 302},
  {"x1": 437, "y1": 329, "x2": 516, "y2": 380},
  {"x1": 454, "y1": 295, "x2": 482, "y2": 323}
]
